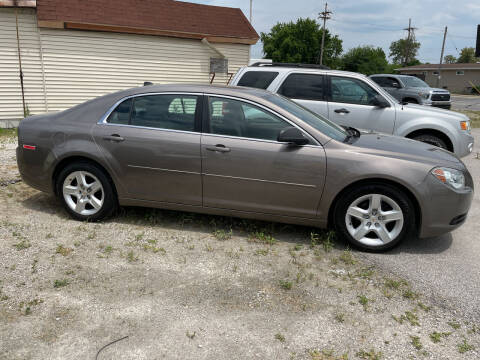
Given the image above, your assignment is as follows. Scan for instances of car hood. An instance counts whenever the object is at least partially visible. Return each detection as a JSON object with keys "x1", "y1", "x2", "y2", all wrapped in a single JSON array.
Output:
[
  {"x1": 348, "y1": 132, "x2": 464, "y2": 169},
  {"x1": 395, "y1": 102, "x2": 469, "y2": 121},
  {"x1": 409, "y1": 86, "x2": 449, "y2": 93}
]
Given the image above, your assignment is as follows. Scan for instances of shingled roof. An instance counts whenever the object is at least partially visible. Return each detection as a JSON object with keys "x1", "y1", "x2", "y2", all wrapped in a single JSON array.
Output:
[{"x1": 36, "y1": 0, "x2": 258, "y2": 44}]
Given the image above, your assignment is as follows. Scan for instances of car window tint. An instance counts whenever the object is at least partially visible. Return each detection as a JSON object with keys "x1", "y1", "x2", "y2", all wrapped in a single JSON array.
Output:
[
  {"x1": 330, "y1": 77, "x2": 379, "y2": 105},
  {"x1": 384, "y1": 77, "x2": 400, "y2": 87},
  {"x1": 131, "y1": 95, "x2": 197, "y2": 131},
  {"x1": 237, "y1": 71, "x2": 279, "y2": 89},
  {"x1": 371, "y1": 77, "x2": 386, "y2": 87},
  {"x1": 278, "y1": 73, "x2": 325, "y2": 101},
  {"x1": 208, "y1": 97, "x2": 291, "y2": 141},
  {"x1": 107, "y1": 98, "x2": 132, "y2": 125}
]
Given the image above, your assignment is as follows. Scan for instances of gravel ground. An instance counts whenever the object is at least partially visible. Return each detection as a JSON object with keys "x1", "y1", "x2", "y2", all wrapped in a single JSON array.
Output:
[{"x1": 1, "y1": 135, "x2": 479, "y2": 360}]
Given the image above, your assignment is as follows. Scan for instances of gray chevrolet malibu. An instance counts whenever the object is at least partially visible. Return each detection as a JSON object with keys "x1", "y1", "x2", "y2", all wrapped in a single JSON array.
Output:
[{"x1": 16, "y1": 84, "x2": 473, "y2": 251}]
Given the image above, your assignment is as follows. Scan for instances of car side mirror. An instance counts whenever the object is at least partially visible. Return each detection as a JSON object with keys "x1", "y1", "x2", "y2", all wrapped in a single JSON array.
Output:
[
  {"x1": 277, "y1": 127, "x2": 309, "y2": 146},
  {"x1": 371, "y1": 95, "x2": 390, "y2": 108}
]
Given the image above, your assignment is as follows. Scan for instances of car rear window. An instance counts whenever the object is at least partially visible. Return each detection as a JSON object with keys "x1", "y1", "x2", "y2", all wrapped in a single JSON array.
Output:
[
  {"x1": 278, "y1": 73, "x2": 325, "y2": 101},
  {"x1": 237, "y1": 71, "x2": 279, "y2": 89}
]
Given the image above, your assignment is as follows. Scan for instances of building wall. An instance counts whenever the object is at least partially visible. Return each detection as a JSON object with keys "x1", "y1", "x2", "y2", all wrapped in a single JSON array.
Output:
[
  {"x1": 399, "y1": 68, "x2": 480, "y2": 93},
  {"x1": 0, "y1": 7, "x2": 250, "y2": 124}
]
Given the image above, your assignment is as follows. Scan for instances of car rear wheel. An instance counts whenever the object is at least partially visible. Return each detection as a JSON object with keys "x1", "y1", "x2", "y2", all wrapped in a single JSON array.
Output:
[
  {"x1": 334, "y1": 184, "x2": 415, "y2": 252},
  {"x1": 411, "y1": 134, "x2": 448, "y2": 150},
  {"x1": 56, "y1": 162, "x2": 117, "y2": 221}
]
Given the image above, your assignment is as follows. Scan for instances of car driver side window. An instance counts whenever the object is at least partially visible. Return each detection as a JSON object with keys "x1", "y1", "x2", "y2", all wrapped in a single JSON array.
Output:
[
  {"x1": 330, "y1": 76, "x2": 379, "y2": 106},
  {"x1": 208, "y1": 97, "x2": 292, "y2": 141}
]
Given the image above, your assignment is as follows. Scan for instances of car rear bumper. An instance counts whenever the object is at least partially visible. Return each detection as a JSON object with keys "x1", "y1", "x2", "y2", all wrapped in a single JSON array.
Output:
[
  {"x1": 419, "y1": 171, "x2": 474, "y2": 238},
  {"x1": 16, "y1": 146, "x2": 53, "y2": 194}
]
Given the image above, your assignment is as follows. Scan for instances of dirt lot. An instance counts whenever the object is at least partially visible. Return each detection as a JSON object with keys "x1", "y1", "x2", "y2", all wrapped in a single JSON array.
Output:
[{"x1": 1, "y1": 133, "x2": 479, "y2": 360}]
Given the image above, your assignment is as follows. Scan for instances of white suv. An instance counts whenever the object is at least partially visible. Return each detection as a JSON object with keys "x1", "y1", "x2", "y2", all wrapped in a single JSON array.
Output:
[{"x1": 230, "y1": 63, "x2": 474, "y2": 157}]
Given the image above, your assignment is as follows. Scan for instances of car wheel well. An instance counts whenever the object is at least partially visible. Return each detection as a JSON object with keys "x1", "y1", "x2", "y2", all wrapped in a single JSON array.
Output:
[
  {"x1": 52, "y1": 156, "x2": 117, "y2": 198},
  {"x1": 402, "y1": 97, "x2": 418, "y2": 103},
  {"x1": 327, "y1": 178, "x2": 421, "y2": 234},
  {"x1": 406, "y1": 129, "x2": 454, "y2": 152}
]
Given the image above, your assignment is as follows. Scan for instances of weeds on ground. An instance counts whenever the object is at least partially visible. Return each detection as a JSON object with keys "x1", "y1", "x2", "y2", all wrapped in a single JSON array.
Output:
[
  {"x1": 274, "y1": 333, "x2": 285, "y2": 342},
  {"x1": 429, "y1": 331, "x2": 451, "y2": 343},
  {"x1": 13, "y1": 240, "x2": 31, "y2": 250},
  {"x1": 55, "y1": 244, "x2": 73, "y2": 256},
  {"x1": 457, "y1": 339, "x2": 474, "y2": 353},
  {"x1": 126, "y1": 250, "x2": 138, "y2": 263},
  {"x1": 410, "y1": 335, "x2": 422, "y2": 350},
  {"x1": 279, "y1": 280, "x2": 292, "y2": 290},
  {"x1": 213, "y1": 228, "x2": 232, "y2": 241},
  {"x1": 357, "y1": 294, "x2": 369, "y2": 310},
  {"x1": 392, "y1": 311, "x2": 419, "y2": 326},
  {"x1": 448, "y1": 321, "x2": 461, "y2": 330},
  {"x1": 53, "y1": 279, "x2": 69, "y2": 288},
  {"x1": 355, "y1": 348, "x2": 382, "y2": 360}
]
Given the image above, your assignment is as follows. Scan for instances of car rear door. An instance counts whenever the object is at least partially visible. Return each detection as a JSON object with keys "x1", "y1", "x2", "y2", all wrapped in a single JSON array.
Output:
[
  {"x1": 275, "y1": 72, "x2": 329, "y2": 118},
  {"x1": 327, "y1": 75, "x2": 396, "y2": 134},
  {"x1": 93, "y1": 93, "x2": 202, "y2": 205},
  {"x1": 201, "y1": 95, "x2": 326, "y2": 219}
]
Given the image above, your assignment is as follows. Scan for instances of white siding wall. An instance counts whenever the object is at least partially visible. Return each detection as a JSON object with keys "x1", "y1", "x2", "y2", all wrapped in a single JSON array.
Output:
[{"x1": 0, "y1": 7, "x2": 250, "y2": 122}]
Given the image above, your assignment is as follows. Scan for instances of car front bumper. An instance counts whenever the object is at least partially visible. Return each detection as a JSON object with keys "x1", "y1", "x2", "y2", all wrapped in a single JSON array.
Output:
[
  {"x1": 456, "y1": 132, "x2": 475, "y2": 158},
  {"x1": 419, "y1": 170, "x2": 474, "y2": 238}
]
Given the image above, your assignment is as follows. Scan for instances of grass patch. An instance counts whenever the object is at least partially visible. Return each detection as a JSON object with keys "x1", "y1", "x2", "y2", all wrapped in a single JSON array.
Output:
[
  {"x1": 126, "y1": 250, "x2": 138, "y2": 263},
  {"x1": 56, "y1": 244, "x2": 73, "y2": 256},
  {"x1": 279, "y1": 280, "x2": 292, "y2": 290},
  {"x1": 334, "y1": 312, "x2": 345, "y2": 323},
  {"x1": 448, "y1": 321, "x2": 461, "y2": 330},
  {"x1": 0, "y1": 128, "x2": 17, "y2": 138},
  {"x1": 429, "y1": 331, "x2": 451, "y2": 343},
  {"x1": 458, "y1": 339, "x2": 474, "y2": 353},
  {"x1": 357, "y1": 294, "x2": 370, "y2": 310},
  {"x1": 355, "y1": 349, "x2": 382, "y2": 360},
  {"x1": 338, "y1": 250, "x2": 356, "y2": 265},
  {"x1": 53, "y1": 279, "x2": 69, "y2": 288},
  {"x1": 274, "y1": 333, "x2": 285, "y2": 342},
  {"x1": 410, "y1": 335, "x2": 422, "y2": 350},
  {"x1": 13, "y1": 240, "x2": 31, "y2": 250},
  {"x1": 392, "y1": 311, "x2": 419, "y2": 326},
  {"x1": 213, "y1": 228, "x2": 232, "y2": 241}
]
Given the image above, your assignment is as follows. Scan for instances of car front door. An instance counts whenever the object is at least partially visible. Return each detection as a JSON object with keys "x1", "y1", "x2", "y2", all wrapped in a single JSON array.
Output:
[
  {"x1": 201, "y1": 96, "x2": 326, "y2": 219},
  {"x1": 276, "y1": 72, "x2": 329, "y2": 118},
  {"x1": 93, "y1": 93, "x2": 202, "y2": 205},
  {"x1": 327, "y1": 76, "x2": 396, "y2": 134}
]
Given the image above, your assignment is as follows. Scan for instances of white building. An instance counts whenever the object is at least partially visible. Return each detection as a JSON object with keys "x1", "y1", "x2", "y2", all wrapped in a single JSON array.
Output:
[{"x1": 0, "y1": 0, "x2": 258, "y2": 126}]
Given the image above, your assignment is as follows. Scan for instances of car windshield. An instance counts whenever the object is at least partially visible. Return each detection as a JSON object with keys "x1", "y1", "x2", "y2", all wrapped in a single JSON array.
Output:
[
  {"x1": 400, "y1": 76, "x2": 429, "y2": 88},
  {"x1": 262, "y1": 93, "x2": 348, "y2": 142}
]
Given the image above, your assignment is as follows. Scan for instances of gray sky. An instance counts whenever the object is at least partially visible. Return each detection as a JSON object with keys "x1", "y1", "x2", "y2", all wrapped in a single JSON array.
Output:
[{"x1": 186, "y1": 0, "x2": 479, "y2": 63}]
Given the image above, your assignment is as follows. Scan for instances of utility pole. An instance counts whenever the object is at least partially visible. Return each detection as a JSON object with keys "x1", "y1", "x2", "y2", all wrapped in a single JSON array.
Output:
[
  {"x1": 249, "y1": 0, "x2": 252, "y2": 23},
  {"x1": 437, "y1": 26, "x2": 447, "y2": 88},
  {"x1": 403, "y1": 19, "x2": 417, "y2": 66},
  {"x1": 318, "y1": 2, "x2": 332, "y2": 65}
]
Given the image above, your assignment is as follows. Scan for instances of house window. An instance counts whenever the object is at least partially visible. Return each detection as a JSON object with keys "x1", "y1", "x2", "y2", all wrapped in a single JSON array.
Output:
[
  {"x1": 433, "y1": 71, "x2": 439, "y2": 75},
  {"x1": 422, "y1": 71, "x2": 427, "y2": 76},
  {"x1": 456, "y1": 71, "x2": 465, "y2": 75}
]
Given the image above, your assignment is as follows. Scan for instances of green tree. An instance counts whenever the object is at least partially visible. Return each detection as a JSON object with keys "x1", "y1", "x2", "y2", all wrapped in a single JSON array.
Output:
[
  {"x1": 261, "y1": 18, "x2": 343, "y2": 68},
  {"x1": 341, "y1": 46, "x2": 388, "y2": 75},
  {"x1": 457, "y1": 47, "x2": 479, "y2": 63},
  {"x1": 443, "y1": 54, "x2": 456, "y2": 64},
  {"x1": 389, "y1": 38, "x2": 421, "y2": 65}
]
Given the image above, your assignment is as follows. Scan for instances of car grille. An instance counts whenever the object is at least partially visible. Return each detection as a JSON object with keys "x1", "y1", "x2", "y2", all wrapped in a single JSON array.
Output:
[{"x1": 431, "y1": 93, "x2": 450, "y2": 101}]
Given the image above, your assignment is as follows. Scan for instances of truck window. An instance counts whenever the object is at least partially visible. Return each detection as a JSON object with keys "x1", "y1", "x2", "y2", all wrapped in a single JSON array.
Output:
[
  {"x1": 278, "y1": 73, "x2": 325, "y2": 101},
  {"x1": 237, "y1": 71, "x2": 279, "y2": 89}
]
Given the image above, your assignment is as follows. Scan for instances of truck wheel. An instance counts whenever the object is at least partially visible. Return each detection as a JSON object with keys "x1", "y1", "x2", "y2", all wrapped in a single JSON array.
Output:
[{"x1": 411, "y1": 134, "x2": 448, "y2": 150}]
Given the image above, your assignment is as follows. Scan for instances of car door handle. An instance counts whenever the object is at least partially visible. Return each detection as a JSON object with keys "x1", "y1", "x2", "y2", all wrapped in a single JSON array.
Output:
[
  {"x1": 206, "y1": 144, "x2": 231, "y2": 153},
  {"x1": 103, "y1": 134, "x2": 125, "y2": 142},
  {"x1": 334, "y1": 108, "x2": 350, "y2": 114}
]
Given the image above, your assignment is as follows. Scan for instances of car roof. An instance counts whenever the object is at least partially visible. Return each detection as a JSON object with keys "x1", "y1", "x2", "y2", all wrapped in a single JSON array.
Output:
[{"x1": 241, "y1": 66, "x2": 367, "y2": 78}]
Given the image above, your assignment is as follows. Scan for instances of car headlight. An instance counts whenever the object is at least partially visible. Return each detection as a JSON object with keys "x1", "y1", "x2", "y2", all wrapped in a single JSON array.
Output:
[
  {"x1": 418, "y1": 92, "x2": 430, "y2": 99},
  {"x1": 431, "y1": 167, "x2": 465, "y2": 190},
  {"x1": 460, "y1": 120, "x2": 471, "y2": 131}
]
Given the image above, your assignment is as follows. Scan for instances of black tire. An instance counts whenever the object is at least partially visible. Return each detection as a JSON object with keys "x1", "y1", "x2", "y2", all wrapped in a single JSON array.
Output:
[
  {"x1": 334, "y1": 184, "x2": 415, "y2": 252},
  {"x1": 56, "y1": 161, "x2": 117, "y2": 221},
  {"x1": 411, "y1": 134, "x2": 448, "y2": 150}
]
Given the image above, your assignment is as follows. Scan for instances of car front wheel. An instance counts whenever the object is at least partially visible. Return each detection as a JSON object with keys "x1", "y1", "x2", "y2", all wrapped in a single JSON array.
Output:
[
  {"x1": 56, "y1": 162, "x2": 117, "y2": 221},
  {"x1": 334, "y1": 184, "x2": 415, "y2": 251}
]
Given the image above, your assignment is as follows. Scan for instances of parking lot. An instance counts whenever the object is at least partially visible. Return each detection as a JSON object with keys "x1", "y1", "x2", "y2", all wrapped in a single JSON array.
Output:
[
  {"x1": 1, "y1": 130, "x2": 479, "y2": 359},
  {"x1": 452, "y1": 95, "x2": 480, "y2": 111}
]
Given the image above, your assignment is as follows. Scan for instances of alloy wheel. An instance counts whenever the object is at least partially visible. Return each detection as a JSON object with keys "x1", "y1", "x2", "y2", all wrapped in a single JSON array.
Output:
[
  {"x1": 62, "y1": 171, "x2": 104, "y2": 216},
  {"x1": 345, "y1": 193, "x2": 404, "y2": 247}
]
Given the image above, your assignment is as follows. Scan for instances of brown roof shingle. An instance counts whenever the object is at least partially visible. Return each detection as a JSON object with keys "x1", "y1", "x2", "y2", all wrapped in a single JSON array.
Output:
[{"x1": 36, "y1": 0, "x2": 259, "y2": 44}]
